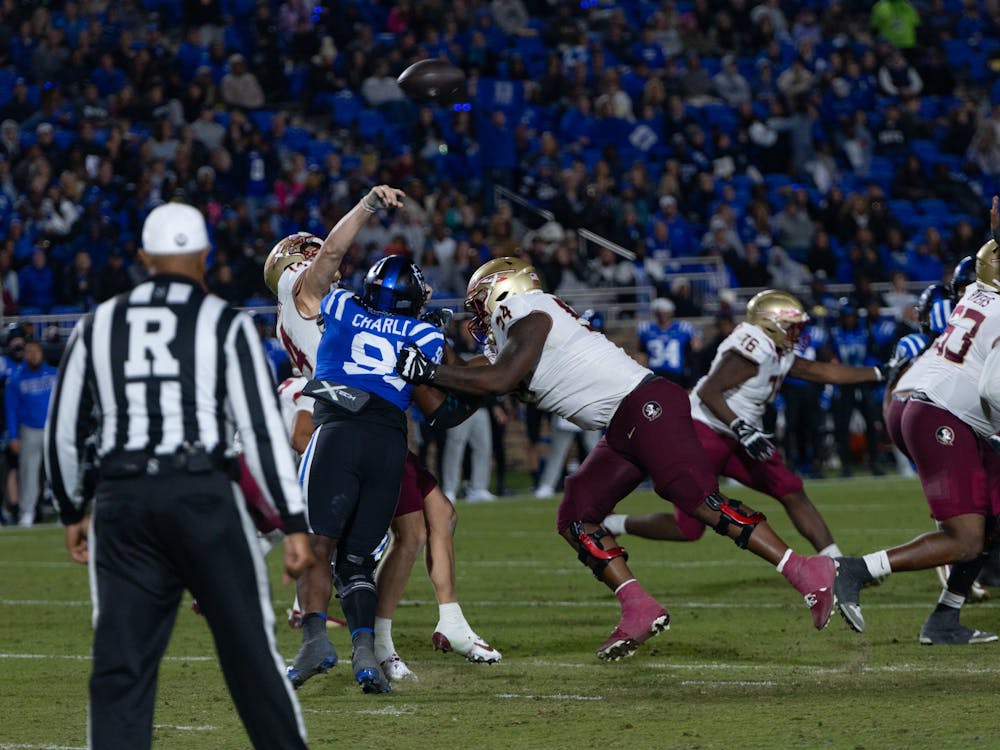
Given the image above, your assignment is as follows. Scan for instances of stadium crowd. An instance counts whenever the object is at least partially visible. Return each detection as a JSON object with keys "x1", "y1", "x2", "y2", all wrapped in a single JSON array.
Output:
[{"x1": 3, "y1": 0, "x2": 1000, "y2": 516}]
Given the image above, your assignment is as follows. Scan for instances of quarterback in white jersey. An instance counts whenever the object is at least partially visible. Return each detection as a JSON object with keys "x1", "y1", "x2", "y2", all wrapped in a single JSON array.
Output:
[
  {"x1": 608, "y1": 290, "x2": 882, "y2": 559},
  {"x1": 835, "y1": 229, "x2": 1000, "y2": 644},
  {"x1": 397, "y1": 259, "x2": 843, "y2": 659}
]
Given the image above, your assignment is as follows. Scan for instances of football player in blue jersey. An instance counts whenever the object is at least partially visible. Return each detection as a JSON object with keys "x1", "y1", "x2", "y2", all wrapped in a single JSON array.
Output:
[
  {"x1": 636, "y1": 297, "x2": 703, "y2": 387},
  {"x1": 288, "y1": 255, "x2": 446, "y2": 694}
]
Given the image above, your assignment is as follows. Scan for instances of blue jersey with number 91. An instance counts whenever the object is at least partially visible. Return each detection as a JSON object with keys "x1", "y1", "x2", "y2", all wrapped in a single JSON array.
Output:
[{"x1": 314, "y1": 288, "x2": 444, "y2": 412}]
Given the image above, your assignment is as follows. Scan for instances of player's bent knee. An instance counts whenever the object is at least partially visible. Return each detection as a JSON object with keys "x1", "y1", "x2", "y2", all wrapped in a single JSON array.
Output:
[
  {"x1": 701, "y1": 493, "x2": 765, "y2": 549},
  {"x1": 674, "y1": 509, "x2": 707, "y2": 542},
  {"x1": 566, "y1": 521, "x2": 628, "y2": 579}
]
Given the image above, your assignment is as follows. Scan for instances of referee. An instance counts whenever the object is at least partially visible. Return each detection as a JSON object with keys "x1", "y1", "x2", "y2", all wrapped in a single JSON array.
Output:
[{"x1": 43, "y1": 202, "x2": 314, "y2": 750}]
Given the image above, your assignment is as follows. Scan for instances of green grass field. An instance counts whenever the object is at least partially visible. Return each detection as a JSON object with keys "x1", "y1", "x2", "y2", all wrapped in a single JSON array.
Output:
[{"x1": 2, "y1": 476, "x2": 1000, "y2": 750}]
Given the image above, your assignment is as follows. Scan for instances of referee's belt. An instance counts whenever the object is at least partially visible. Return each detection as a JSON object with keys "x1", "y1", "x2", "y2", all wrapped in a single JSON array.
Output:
[{"x1": 99, "y1": 446, "x2": 236, "y2": 480}]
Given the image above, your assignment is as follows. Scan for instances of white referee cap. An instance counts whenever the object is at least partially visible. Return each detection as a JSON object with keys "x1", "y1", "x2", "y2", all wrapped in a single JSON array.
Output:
[{"x1": 141, "y1": 202, "x2": 209, "y2": 255}]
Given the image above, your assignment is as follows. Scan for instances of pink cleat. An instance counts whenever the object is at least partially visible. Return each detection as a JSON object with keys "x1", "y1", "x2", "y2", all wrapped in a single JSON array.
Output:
[
  {"x1": 596, "y1": 595, "x2": 670, "y2": 661},
  {"x1": 782, "y1": 553, "x2": 836, "y2": 629}
]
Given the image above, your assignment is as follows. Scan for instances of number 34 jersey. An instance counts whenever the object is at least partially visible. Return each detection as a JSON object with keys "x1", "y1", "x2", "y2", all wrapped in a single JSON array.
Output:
[
  {"x1": 489, "y1": 291, "x2": 650, "y2": 430},
  {"x1": 896, "y1": 286, "x2": 1000, "y2": 438},
  {"x1": 314, "y1": 287, "x2": 444, "y2": 412},
  {"x1": 689, "y1": 322, "x2": 795, "y2": 437}
]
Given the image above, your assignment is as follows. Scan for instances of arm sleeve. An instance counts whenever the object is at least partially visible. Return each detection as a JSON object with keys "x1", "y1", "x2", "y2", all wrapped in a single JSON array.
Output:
[
  {"x1": 223, "y1": 312, "x2": 309, "y2": 534},
  {"x1": 412, "y1": 324, "x2": 445, "y2": 365},
  {"x1": 978, "y1": 342, "x2": 1000, "y2": 415},
  {"x1": 43, "y1": 319, "x2": 91, "y2": 525}
]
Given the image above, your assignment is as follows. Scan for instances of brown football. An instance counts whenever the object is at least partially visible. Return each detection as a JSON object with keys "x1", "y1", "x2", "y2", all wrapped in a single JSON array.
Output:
[{"x1": 397, "y1": 58, "x2": 466, "y2": 103}]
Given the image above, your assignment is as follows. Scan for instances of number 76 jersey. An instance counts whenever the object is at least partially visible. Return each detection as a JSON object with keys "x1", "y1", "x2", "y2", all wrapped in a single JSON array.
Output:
[
  {"x1": 313, "y1": 288, "x2": 444, "y2": 412},
  {"x1": 896, "y1": 286, "x2": 1000, "y2": 438},
  {"x1": 689, "y1": 322, "x2": 795, "y2": 436}
]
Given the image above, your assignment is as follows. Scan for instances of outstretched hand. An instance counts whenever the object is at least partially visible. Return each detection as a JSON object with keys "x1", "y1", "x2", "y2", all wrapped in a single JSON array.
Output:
[
  {"x1": 363, "y1": 185, "x2": 406, "y2": 213},
  {"x1": 992, "y1": 195, "x2": 999, "y2": 240}
]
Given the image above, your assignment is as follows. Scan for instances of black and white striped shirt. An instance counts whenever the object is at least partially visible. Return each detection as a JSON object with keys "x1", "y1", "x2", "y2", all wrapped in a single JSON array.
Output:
[{"x1": 43, "y1": 273, "x2": 307, "y2": 532}]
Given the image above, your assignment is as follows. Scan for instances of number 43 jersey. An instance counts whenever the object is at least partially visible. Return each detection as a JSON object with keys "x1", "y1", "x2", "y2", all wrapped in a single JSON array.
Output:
[
  {"x1": 314, "y1": 288, "x2": 444, "y2": 412},
  {"x1": 689, "y1": 322, "x2": 795, "y2": 437},
  {"x1": 896, "y1": 286, "x2": 1000, "y2": 438}
]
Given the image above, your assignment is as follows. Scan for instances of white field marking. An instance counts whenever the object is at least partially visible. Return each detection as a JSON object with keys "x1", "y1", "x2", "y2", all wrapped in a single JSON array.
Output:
[
  {"x1": 530, "y1": 659, "x2": 1000, "y2": 676},
  {"x1": 496, "y1": 693, "x2": 602, "y2": 701},
  {"x1": 153, "y1": 724, "x2": 218, "y2": 731},
  {"x1": 302, "y1": 707, "x2": 415, "y2": 717},
  {"x1": 0, "y1": 599, "x2": 91, "y2": 606},
  {"x1": 0, "y1": 744, "x2": 86, "y2": 750},
  {"x1": 0, "y1": 561, "x2": 76, "y2": 568},
  {"x1": 679, "y1": 680, "x2": 779, "y2": 687},
  {"x1": 0, "y1": 653, "x2": 214, "y2": 662}
]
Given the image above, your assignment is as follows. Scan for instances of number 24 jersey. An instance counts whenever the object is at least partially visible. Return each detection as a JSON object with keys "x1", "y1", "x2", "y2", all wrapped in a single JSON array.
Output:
[{"x1": 896, "y1": 286, "x2": 1000, "y2": 438}]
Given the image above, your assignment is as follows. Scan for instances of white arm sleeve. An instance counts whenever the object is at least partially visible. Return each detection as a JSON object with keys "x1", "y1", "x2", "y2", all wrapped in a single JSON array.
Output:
[{"x1": 977, "y1": 342, "x2": 1000, "y2": 412}]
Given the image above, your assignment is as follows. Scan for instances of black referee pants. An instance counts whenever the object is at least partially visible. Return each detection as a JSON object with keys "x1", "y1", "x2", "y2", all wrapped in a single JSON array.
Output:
[{"x1": 88, "y1": 472, "x2": 307, "y2": 750}]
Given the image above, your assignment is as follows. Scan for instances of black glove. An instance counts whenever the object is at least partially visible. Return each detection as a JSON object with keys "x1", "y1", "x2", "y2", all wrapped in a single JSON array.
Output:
[
  {"x1": 420, "y1": 307, "x2": 454, "y2": 331},
  {"x1": 396, "y1": 344, "x2": 438, "y2": 384},
  {"x1": 873, "y1": 364, "x2": 887, "y2": 383},
  {"x1": 730, "y1": 418, "x2": 776, "y2": 461}
]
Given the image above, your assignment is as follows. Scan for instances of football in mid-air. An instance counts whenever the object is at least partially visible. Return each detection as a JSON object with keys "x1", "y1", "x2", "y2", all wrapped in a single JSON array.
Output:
[{"x1": 397, "y1": 59, "x2": 466, "y2": 103}]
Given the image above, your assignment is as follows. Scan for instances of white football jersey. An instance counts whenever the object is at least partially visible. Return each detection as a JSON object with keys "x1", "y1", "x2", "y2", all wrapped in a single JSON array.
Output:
[
  {"x1": 276, "y1": 265, "x2": 322, "y2": 377},
  {"x1": 895, "y1": 285, "x2": 1000, "y2": 437},
  {"x1": 690, "y1": 322, "x2": 795, "y2": 436},
  {"x1": 277, "y1": 375, "x2": 313, "y2": 439},
  {"x1": 489, "y1": 291, "x2": 650, "y2": 429}
]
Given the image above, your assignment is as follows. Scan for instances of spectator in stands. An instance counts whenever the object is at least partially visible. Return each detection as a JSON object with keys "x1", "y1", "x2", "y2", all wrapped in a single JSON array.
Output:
[
  {"x1": 884, "y1": 271, "x2": 917, "y2": 317},
  {"x1": 777, "y1": 57, "x2": 815, "y2": 100},
  {"x1": 96, "y1": 248, "x2": 131, "y2": 301},
  {"x1": 772, "y1": 193, "x2": 815, "y2": 259},
  {"x1": 878, "y1": 50, "x2": 923, "y2": 98},
  {"x1": 361, "y1": 58, "x2": 406, "y2": 107},
  {"x1": 0, "y1": 79, "x2": 34, "y2": 124},
  {"x1": 220, "y1": 54, "x2": 264, "y2": 110},
  {"x1": 680, "y1": 52, "x2": 713, "y2": 101},
  {"x1": 60, "y1": 249, "x2": 95, "y2": 309},
  {"x1": 18, "y1": 246, "x2": 56, "y2": 312},
  {"x1": 713, "y1": 55, "x2": 751, "y2": 106},
  {"x1": 871, "y1": 0, "x2": 920, "y2": 50},
  {"x1": 967, "y1": 119, "x2": 1000, "y2": 176}
]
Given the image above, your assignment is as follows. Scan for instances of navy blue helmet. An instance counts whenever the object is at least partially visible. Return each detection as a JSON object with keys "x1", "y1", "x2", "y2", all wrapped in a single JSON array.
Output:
[
  {"x1": 951, "y1": 255, "x2": 976, "y2": 301},
  {"x1": 362, "y1": 256, "x2": 429, "y2": 316},
  {"x1": 916, "y1": 283, "x2": 953, "y2": 336}
]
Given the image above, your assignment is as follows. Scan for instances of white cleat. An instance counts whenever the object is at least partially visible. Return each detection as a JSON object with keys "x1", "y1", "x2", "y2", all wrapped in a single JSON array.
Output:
[
  {"x1": 379, "y1": 652, "x2": 418, "y2": 682},
  {"x1": 534, "y1": 485, "x2": 555, "y2": 500},
  {"x1": 432, "y1": 627, "x2": 502, "y2": 663}
]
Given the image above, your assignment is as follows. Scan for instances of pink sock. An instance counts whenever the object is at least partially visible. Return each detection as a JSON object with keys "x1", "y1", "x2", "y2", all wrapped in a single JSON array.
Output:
[{"x1": 614, "y1": 578, "x2": 645, "y2": 605}]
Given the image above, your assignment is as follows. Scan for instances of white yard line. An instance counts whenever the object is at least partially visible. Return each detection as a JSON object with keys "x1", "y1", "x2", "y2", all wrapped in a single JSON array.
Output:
[
  {"x1": 0, "y1": 652, "x2": 214, "y2": 662},
  {"x1": 0, "y1": 744, "x2": 86, "y2": 750},
  {"x1": 495, "y1": 693, "x2": 602, "y2": 701},
  {"x1": 153, "y1": 724, "x2": 218, "y2": 731}
]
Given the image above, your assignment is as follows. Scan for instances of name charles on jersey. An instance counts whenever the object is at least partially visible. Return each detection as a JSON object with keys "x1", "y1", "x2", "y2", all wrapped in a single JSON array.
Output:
[{"x1": 352, "y1": 313, "x2": 417, "y2": 335}]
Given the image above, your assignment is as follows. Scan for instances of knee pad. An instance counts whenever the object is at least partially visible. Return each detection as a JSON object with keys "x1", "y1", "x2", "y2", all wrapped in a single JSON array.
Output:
[
  {"x1": 334, "y1": 551, "x2": 378, "y2": 599},
  {"x1": 704, "y1": 492, "x2": 765, "y2": 549},
  {"x1": 568, "y1": 521, "x2": 628, "y2": 580}
]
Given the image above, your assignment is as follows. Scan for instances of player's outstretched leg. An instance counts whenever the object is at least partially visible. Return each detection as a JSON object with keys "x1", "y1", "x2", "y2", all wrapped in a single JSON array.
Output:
[
  {"x1": 424, "y1": 487, "x2": 501, "y2": 663},
  {"x1": 687, "y1": 493, "x2": 837, "y2": 629}
]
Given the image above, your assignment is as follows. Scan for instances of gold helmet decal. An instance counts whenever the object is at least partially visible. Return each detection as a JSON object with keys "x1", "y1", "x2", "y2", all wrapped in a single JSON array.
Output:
[
  {"x1": 746, "y1": 289, "x2": 809, "y2": 351},
  {"x1": 263, "y1": 232, "x2": 323, "y2": 296},
  {"x1": 975, "y1": 239, "x2": 1000, "y2": 293},
  {"x1": 465, "y1": 257, "x2": 542, "y2": 343}
]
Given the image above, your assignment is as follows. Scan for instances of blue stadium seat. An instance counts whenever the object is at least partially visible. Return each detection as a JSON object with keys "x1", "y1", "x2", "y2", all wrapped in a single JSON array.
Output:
[
  {"x1": 917, "y1": 198, "x2": 949, "y2": 216},
  {"x1": 331, "y1": 93, "x2": 362, "y2": 128},
  {"x1": 249, "y1": 110, "x2": 274, "y2": 133}
]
